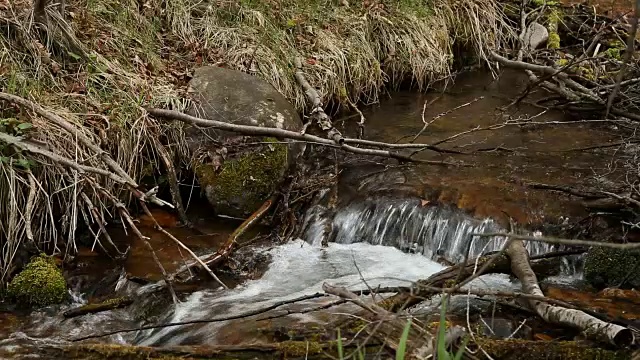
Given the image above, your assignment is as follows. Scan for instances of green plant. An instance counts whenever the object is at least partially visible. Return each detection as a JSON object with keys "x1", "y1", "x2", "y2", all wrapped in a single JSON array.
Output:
[
  {"x1": 396, "y1": 318, "x2": 412, "y2": 360},
  {"x1": 0, "y1": 118, "x2": 35, "y2": 170},
  {"x1": 437, "y1": 295, "x2": 469, "y2": 360}
]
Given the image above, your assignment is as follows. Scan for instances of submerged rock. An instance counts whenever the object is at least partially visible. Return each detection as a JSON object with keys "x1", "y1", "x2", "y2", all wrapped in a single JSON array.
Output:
[
  {"x1": 186, "y1": 66, "x2": 303, "y2": 217},
  {"x1": 7, "y1": 254, "x2": 67, "y2": 307},
  {"x1": 583, "y1": 247, "x2": 640, "y2": 289}
]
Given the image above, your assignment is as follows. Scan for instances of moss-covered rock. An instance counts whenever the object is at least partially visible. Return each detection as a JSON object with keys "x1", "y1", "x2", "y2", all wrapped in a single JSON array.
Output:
[
  {"x1": 185, "y1": 66, "x2": 303, "y2": 217},
  {"x1": 195, "y1": 137, "x2": 288, "y2": 217},
  {"x1": 7, "y1": 254, "x2": 67, "y2": 307},
  {"x1": 584, "y1": 247, "x2": 640, "y2": 289}
]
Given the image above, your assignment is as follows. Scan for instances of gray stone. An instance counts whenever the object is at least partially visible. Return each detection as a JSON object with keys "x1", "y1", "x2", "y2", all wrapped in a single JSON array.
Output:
[
  {"x1": 185, "y1": 66, "x2": 303, "y2": 217},
  {"x1": 524, "y1": 22, "x2": 549, "y2": 51}
]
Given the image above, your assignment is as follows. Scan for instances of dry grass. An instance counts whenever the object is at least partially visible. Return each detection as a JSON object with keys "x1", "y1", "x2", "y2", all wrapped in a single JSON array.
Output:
[{"x1": 0, "y1": 0, "x2": 511, "y2": 283}]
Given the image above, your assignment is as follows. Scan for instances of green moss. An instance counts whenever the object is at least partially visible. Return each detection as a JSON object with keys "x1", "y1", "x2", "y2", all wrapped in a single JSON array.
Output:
[
  {"x1": 604, "y1": 48, "x2": 622, "y2": 60},
  {"x1": 476, "y1": 339, "x2": 630, "y2": 360},
  {"x1": 547, "y1": 32, "x2": 560, "y2": 49},
  {"x1": 277, "y1": 340, "x2": 323, "y2": 357},
  {"x1": 584, "y1": 247, "x2": 640, "y2": 289},
  {"x1": 7, "y1": 254, "x2": 67, "y2": 307},
  {"x1": 532, "y1": 0, "x2": 560, "y2": 6},
  {"x1": 197, "y1": 137, "x2": 288, "y2": 215}
]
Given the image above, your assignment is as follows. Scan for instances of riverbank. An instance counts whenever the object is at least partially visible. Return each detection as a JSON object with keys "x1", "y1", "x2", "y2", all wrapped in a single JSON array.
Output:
[{"x1": 0, "y1": 0, "x2": 508, "y2": 279}]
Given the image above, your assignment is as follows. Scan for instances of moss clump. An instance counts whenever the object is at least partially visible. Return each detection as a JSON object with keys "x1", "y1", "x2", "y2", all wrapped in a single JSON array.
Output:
[
  {"x1": 547, "y1": 32, "x2": 560, "y2": 49},
  {"x1": 277, "y1": 340, "x2": 324, "y2": 357},
  {"x1": 584, "y1": 247, "x2": 640, "y2": 289},
  {"x1": 476, "y1": 339, "x2": 630, "y2": 360},
  {"x1": 7, "y1": 254, "x2": 67, "y2": 307},
  {"x1": 532, "y1": 0, "x2": 560, "y2": 6},
  {"x1": 196, "y1": 137, "x2": 288, "y2": 216},
  {"x1": 604, "y1": 40, "x2": 625, "y2": 60},
  {"x1": 546, "y1": 7, "x2": 562, "y2": 49}
]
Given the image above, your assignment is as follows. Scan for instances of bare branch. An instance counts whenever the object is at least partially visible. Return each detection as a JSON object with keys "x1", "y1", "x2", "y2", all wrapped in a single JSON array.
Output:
[{"x1": 473, "y1": 232, "x2": 640, "y2": 249}]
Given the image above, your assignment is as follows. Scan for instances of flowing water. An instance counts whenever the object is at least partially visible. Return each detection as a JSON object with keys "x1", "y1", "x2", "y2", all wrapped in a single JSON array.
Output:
[
  {"x1": 0, "y1": 201, "x2": 570, "y2": 356},
  {"x1": 0, "y1": 69, "x2": 612, "y2": 357},
  {"x1": 303, "y1": 198, "x2": 554, "y2": 264}
]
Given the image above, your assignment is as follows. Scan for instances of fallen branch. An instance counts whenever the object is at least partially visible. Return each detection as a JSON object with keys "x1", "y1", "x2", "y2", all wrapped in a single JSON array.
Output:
[
  {"x1": 146, "y1": 108, "x2": 458, "y2": 166},
  {"x1": 488, "y1": 53, "x2": 640, "y2": 122},
  {"x1": 0, "y1": 92, "x2": 172, "y2": 207},
  {"x1": 294, "y1": 57, "x2": 344, "y2": 144},
  {"x1": 0, "y1": 132, "x2": 129, "y2": 184},
  {"x1": 172, "y1": 197, "x2": 274, "y2": 283},
  {"x1": 150, "y1": 134, "x2": 190, "y2": 226},
  {"x1": 63, "y1": 296, "x2": 133, "y2": 318},
  {"x1": 323, "y1": 283, "x2": 440, "y2": 358},
  {"x1": 139, "y1": 202, "x2": 228, "y2": 289},
  {"x1": 411, "y1": 96, "x2": 484, "y2": 142},
  {"x1": 506, "y1": 239, "x2": 634, "y2": 346},
  {"x1": 604, "y1": 1, "x2": 640, "y2": 118},
  {"x1": 71, "y1": 292, "x2": 329, "y2": 341},
  {"x1": 381, "y1": 252, "x2": 562, "y2": 312},
  {"x1": 473, "y1": 232, "x2": 640, "y2": 249}
]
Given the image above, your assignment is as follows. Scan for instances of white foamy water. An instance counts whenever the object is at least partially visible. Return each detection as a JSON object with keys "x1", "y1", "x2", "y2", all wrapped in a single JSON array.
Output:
[
  {"x1": 135, "y1": 239, "x2": 445, "y2": 345},
  {"x1": 134, "y1": 239, "x2": 521, "y2": 346}
]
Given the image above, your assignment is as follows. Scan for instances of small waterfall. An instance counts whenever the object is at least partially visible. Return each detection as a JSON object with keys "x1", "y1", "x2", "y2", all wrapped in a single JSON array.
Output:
[{"x1": 303, "y1": 197, "x2": 558, "y2": 264}]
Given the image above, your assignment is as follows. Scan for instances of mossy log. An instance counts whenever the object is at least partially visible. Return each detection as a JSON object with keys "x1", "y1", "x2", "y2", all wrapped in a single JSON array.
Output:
[
  {"x1": 46, "y1": 341, "x2": 380, "y2": 360},
  {"x1": 63, "y1": 296, "x2": 134, "y2": 318},
  {"x1": 475, "y1": 339, "x2": 631, "y2": 360}
]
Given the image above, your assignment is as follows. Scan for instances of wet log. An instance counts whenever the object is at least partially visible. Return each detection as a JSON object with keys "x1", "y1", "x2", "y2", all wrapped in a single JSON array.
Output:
[
  {"x1": 506, "y1": 240, "x2": 634, "y2": 346},
  {"x1": 63, "y1": 297, "x2": 133, "y2": 318},
  {"x1": 382, "y1": 253, "x2": 562, "y2": 312}
]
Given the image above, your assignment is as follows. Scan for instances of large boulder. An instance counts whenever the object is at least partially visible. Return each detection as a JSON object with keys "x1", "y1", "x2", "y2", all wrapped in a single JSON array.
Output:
[
  {"x1": 185, "y1": 66, "x2": 303, "y2": 217},
  {"x1": 583, "y1": 247, "x2": 640, "y2": 289}
]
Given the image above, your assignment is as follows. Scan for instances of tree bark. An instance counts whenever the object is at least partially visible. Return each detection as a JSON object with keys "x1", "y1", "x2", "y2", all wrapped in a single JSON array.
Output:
[{"x1": 506, "y1": 240, "x2": 634, "y2": 346}]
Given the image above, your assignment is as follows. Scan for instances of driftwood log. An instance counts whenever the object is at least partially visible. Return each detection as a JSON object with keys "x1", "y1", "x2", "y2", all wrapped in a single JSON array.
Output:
[{"x1": 506, "y1": 239, "x2": 634, "y2": 346}]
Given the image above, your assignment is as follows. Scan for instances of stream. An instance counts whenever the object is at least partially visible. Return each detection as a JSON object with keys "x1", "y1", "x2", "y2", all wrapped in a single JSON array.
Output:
[{"x1": 0, "y1": 69, "x2": 615, "y2": 357}]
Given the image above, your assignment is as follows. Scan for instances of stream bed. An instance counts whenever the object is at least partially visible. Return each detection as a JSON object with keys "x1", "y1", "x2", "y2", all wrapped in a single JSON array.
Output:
[{"x1": 0, "y1": 69, "x2": 631, "y2": 358}]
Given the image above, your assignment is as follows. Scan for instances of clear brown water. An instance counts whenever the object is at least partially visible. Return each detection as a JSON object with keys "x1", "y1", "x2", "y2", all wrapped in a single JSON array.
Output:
[{"x1": 337, "y1": 69, "x2": 621, "y2": 227}]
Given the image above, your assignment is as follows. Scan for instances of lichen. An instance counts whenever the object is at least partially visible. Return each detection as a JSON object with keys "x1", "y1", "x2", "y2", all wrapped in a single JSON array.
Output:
[
  {"x1": 476, "y1": 338, "x2": 630, "y2": 360},
  {"x1": 7, "y1": 253, "x2": 67, "y2": 307},
  {"x1": 584, "y1": 247, "x2": 640, "y2": 289},
  {"x1": 196, "y1": 137, "x2": 288, "y2": 216}
]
